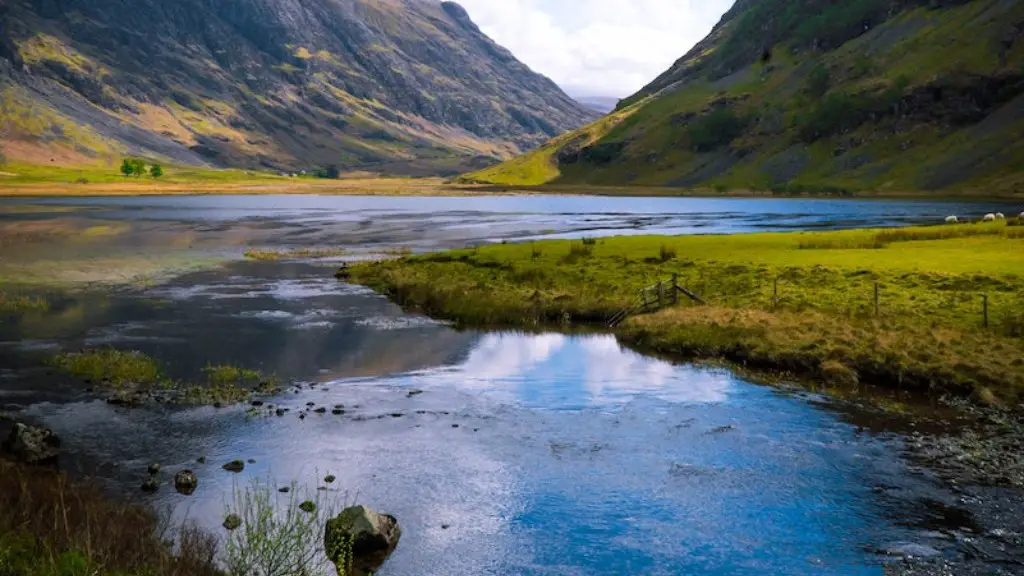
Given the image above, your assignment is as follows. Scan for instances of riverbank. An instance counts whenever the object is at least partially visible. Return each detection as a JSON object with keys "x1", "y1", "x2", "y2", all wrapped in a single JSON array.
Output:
[
  {"x1": 4, "y1": 164, "x2": 1024, "y2": 199},
  {"x1": 0, "y1": 458, "x2": 221, "y2": 576},
  {"x1": 349, "y1": 222, "x2": 1024, "y2": 407}
]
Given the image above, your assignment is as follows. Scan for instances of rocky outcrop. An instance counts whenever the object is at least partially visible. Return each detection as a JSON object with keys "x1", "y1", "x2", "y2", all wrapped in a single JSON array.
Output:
[
  {"x1": 0, "y1": 0, "x2": 595, "y2": 173},
  {"x1": 2, "y1": 423, "x2": 60, "y2": 465},
  {"x1": 324, "y1": 505, "x2": 401, "y2": 576}
]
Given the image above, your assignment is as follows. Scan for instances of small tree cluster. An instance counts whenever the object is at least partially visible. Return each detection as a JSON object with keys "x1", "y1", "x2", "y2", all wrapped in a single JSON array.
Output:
[
  {"x1": 313, "y1": 165, "x2": 340, "y2": 179},
  {"x1": 120, "y1": 158, "x2": 164, "y2": 178}
]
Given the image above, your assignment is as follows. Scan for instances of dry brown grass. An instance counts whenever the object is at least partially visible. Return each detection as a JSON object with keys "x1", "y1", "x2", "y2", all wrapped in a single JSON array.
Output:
[
  {"x1": 621, "y1": 306, "x2": 1024, "y2": 404},
  {"x1": 0, "y1": 458, "x2": 221, "y2": 575}
]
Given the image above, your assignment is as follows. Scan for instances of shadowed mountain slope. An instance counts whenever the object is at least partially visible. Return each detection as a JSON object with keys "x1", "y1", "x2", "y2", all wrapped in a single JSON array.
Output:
[{"x1": 0, "y1": 0, "x2": 596, "y2": 174}]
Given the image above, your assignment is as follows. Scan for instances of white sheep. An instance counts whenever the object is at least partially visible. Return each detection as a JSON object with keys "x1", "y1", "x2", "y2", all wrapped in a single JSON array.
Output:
[
  {"x1": 945, "y1": 216, "x2": 959, "y2": 224},
  {"x1": 996, "y1": 212, "x2": 1006, "y2": 220},
  {"x1": 983, "y1": 213, "x2": 997, "y2": 222}
]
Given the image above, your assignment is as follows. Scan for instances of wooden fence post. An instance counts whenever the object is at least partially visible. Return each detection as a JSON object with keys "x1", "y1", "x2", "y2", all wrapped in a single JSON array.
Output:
[
  {"x1": 874, "y1": 282, "x2": 880, "y2": 317},
  {"x1": 672, "y1": 274, "x2": 679, "y2": 306},
  {"x1": 773, "y1": 277, "x2": 779, "y2": 309},
  {"x1": 658, "y1": 281, "x2": 665, "y2": 309}
]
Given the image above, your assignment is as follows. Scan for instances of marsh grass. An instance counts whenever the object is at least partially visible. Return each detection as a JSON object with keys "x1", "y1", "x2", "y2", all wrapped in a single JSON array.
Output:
[
  {"x1": 52, "y1": 349, "x2": 163, "y2": 388},
  {"x1": 0, "y1": 460, "x2": 220, "y2": 576},
  {"x1": 244, "y1": 248, "x2": 349, "y2": 261},
  {"x1": 51, "y1": 350, "x2": 278, "y2": 406},
  {"x1": 350, "y1": 225, "x2": 1024, "y2": 403},
  {"x1": 0, "y1": 292, "x2": 50, "y2": 313},
  {"x1": 222, "y1": 478, "x2": 345, "y2": 576}
]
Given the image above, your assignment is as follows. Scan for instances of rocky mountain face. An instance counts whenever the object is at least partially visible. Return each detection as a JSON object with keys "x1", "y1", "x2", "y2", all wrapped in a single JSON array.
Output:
[
  {"x1": 468, "y1": 0, "x2": 1024, "y2": 195},
  {"x1": 0, "y1": 0, "x2": 595, "y2": 174}
]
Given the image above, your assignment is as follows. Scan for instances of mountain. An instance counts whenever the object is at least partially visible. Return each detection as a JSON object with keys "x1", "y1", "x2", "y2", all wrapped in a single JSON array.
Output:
[
  {"x1": 0, "y1": 0, "x2": 596, "y2": 175},
  {"x1": 574, "y1": 96, "x2": 620, "y2": 114},
  {"x1": 466, "y1": 0, "x2": 1024, "y2": 195}
]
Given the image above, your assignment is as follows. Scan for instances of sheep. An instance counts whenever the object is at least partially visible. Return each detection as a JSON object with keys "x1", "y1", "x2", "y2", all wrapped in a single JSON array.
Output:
[
  {"x1": 996, "y1": 212, "x2": 1006, "y2": 220},
  {"x1": 944, "y1": 216, "x2": 959, "y2": 224},
  {"x1": 983, "y1": 213, "x2": 996, "y2": 222}
]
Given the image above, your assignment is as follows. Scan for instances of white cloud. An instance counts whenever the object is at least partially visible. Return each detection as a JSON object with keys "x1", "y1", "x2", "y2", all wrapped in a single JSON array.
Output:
[{"x1": 456, "y1": 0, "x2": 735, "y2": 97}]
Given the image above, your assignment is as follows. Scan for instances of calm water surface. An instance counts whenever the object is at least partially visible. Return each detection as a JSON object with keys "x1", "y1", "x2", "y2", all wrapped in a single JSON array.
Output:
[{"x1": 1, "y1": 195, "x2": 1014, "y2": 575}]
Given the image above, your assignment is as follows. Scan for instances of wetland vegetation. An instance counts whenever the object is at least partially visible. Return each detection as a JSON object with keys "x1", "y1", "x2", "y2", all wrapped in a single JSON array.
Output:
[{"x1": 351, "y1": 221, "x2": 1024, "y2": 405}]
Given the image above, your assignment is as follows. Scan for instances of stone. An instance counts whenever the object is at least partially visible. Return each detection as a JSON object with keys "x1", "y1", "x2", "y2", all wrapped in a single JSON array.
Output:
[
  {"x1": 883, "y1": 542, "x2": 941, "y2": 558},
  {"x1": 223, "y1": 460, "x2": 245, "y2": 473},
  {"x1": 325, "y1": 505, "x2": 401, "y2": 576},
  {"x1": 279, "y1": 486, "x2": 291, "y2": 493},
  {"x1": 223, "y1": 514, "x2": 242, "y2": 531},
  {"x1": 406, "y1": 389, "x2": 423, "y2": 398},
  {"x1": 141, "y1": 477, "x2": 159, "y2": 493},
  {"x1": 315, "y1": 407, "x2": 327, "y2": 414},
  {"x1": 2, "y1": 423, "x2": 60, "y2": 464},
  {"x1": 147, "y1": 462, "x2": 161, "y2": 475},
  {"x1": 325, "y1": 474, "x2": 336, "y2": 484},
  {"x1": 299, "y1": 500, "x2": 317, "y2": 513},
  {"x1": 174, "y1": 470, "x2": 198, "y2": 495},
  {"x1": 332, "y1": 409, "x2": 344, "y2": 415},
  {"x1": 251, "y1": 400, "x2": 264, "y2": 407}
]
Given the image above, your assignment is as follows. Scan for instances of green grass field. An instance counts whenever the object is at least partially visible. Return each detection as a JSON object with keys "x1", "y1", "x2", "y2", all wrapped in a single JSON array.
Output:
[
  {"x1": 351, "y1": 221, "x2": 1024, "y2": 405},
  {"x1": 0, "y1": 162, "x2": 286, "y2": 184}
]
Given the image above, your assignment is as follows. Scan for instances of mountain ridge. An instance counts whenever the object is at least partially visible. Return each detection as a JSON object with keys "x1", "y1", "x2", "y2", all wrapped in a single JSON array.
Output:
[
  {"x1": 0, "y1": 0, "x2": 596, "y2": 175},
  {"x1": 467, "y1": 0, "x2": 1024, "y2": 196}
]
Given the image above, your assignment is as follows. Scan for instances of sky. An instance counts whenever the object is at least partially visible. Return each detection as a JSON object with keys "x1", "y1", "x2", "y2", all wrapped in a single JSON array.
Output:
[{"x1": 456, "y1": 0, "x2": 736, "y2": 99}]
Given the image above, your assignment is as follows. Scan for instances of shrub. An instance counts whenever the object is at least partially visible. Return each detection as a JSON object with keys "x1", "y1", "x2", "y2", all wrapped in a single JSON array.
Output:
[
  {"x1": 314, "y1": 165, "x2": 340, "y2": 179},
  {"x1": 223, "y1": 478, "x2": 343, "y2": 576},
  {"x1": 150, "y1": 164, "x2": 164, "y2": 178},
  {"x1": 659, "y1": 244, "x2": 678, "y2": 262}
]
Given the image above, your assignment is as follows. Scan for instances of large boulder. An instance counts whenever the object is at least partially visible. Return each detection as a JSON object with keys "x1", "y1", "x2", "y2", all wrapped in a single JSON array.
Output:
[
  {"x1": 2, "y1": 423, "x2": 60, "y2": 464},
  {"x1": 324, "y1": 505, "x2": 401, "y2": 576}
]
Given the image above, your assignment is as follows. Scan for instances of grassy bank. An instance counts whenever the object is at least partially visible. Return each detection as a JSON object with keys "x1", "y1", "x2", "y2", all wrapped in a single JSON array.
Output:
[
  {"x1": 350, "y1": 222, "x2": 1024, "y2": 405},
  {"x1": 0, "y1": 459, "x2": 220, "y2": 576}
]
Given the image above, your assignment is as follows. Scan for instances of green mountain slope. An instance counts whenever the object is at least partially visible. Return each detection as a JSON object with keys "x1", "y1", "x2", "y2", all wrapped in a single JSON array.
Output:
[
  {"x1": 0, "y1": 0, "x2": 595, "y2": 175},
  {"x1": 466, "y1": 0, "x2": 1024, "y2": 195}
]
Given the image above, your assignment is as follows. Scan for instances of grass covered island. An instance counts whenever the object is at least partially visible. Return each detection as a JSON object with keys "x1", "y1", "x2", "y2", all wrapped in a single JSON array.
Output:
[{"x1": 351, "y1": 221, "x2": 1024, "y2": 407}]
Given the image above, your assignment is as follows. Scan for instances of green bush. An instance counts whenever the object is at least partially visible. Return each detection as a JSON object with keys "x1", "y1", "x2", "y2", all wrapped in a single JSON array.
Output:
[
  {"x1": 120, "y1": 158, "x2": 147, "y2": 177},
  {"x1": 150, "y1": 164, "x2": 164, "y2": 178}
]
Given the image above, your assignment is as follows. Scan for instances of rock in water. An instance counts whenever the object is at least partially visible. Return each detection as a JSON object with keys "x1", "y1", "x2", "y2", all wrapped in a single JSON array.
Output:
[
  {"x1": 324, "y1": 505, "x2": 401, "y2": 576},
  {"x1": 174, "y1": 470, "x2": 198, "y2": 495},
  {"x1": 2, "y1": 423, "x2": 60, "y2": 464}
]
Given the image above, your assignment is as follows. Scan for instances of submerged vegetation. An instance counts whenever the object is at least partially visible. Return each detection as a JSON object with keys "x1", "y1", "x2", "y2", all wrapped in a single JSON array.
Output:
[
  {"x1": 0, "y1": 292, "x2": 50, "y2": 313},
  {"x1": 50, "y1": 349, "x2": 278, "y2": 406},
  {"x1": 351, "y1": 223, "x2": 1024, "y2": 404}
]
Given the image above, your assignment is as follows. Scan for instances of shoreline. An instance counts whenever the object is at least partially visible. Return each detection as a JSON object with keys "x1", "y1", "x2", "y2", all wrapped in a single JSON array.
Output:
[
  {"x1": 347, "y1": 224, "x2": 1024, "y2": 410},
  {"x1": 2, "y1": 177, "x2": 1024, "y2": 201}
]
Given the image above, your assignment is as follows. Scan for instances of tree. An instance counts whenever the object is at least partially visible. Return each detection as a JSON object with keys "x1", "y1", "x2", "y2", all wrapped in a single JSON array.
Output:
[
  {"x1": 131, "y1": 158, "x2": 146, "y2": 177},
  {"x1": 120, "y1": 158, "x2": 136, "y2": 177},
  {"x1": 149, "y1": 164, "x2": 163, "y2": 178}
]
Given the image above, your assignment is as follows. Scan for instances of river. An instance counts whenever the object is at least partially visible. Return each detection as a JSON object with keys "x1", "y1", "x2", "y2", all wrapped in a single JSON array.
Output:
[{"x1": 1, "y1": 194, "x2": 1020, "y2": 575}]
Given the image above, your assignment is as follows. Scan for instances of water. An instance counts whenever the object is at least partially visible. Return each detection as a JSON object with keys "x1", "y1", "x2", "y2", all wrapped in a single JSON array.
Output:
[{"x1": 1, "y1": 195, "x2": 1013, "y2": 574}]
